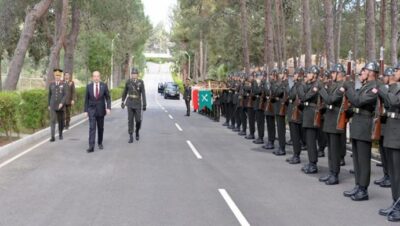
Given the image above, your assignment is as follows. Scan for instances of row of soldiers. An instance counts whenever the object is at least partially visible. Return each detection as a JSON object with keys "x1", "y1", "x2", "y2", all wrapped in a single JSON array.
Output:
[{"x1": 199, "y1": 62, "x2": 400, "y2": 222}]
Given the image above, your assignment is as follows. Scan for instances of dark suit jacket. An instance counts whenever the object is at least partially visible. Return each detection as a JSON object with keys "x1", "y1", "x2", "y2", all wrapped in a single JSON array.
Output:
[{"x1": 84, "y1": 82, "x2": 111, "y2": 117}]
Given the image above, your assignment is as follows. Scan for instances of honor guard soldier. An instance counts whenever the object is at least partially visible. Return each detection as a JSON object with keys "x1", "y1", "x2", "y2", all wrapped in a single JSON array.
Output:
[
  {"x1": 183, "y1": 78, "x2": 192, "y2": 116},
  {"x1": 253, "y1": 71, "x2": 266, "y2": 144},
  {"x1": 262, "y1": 70, "x2": 277, "y2": 150},
  {"x1": 286, "y1": 67, "x2": 306, "y2": 164},
  {"x1": 317, "y1": 64, "x2": 347, "y2": 185},
  {"x1": 48, "y1": 69, "x2": 67, "y2": 142},
  {"x1": 238, "y1": 73, "x2": 249, "y2": 136},
  {"x1": 377, "y1": 64, "x2": 400, "y2": 221},
  {"x1": 232, "y1": 74, "x2": 242, "y2": 132},
  {"x1": 340, "y1": 62, "x2": 379, "y2": 201},
  {"x1": 64, "y1": 72, "x2": 76, "y2": 130},
  {"x1": 121, "y1": 68, "x2": 147, "y2": 143},
  {"x1": 299, "y1": 65, "x2": 321, "y2": 174},
  {"x1": 245, "y1": 72, "x2": 256, "y2": 140}
]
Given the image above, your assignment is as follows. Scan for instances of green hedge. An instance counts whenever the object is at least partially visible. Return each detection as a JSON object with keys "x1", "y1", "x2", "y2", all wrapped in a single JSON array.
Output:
[
  {"x1": 0, "y1": 92, "x2": 21, "y2": 138},
  {"x1": 72, "y1": 87, "x2": 86, "y2": 114},
  {"x1": 110, "y1": 88, "x2": 123, "y2": 101},
  {"x1": 172, "y1": 72, "x2": 184, "y2": 93},
  {"x1": 19, "y1": 89, "x2": 48, "y2": 131}
]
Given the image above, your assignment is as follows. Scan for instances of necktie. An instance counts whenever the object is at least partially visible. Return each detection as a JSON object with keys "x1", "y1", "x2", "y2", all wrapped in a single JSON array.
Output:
[{"x1": 96, "y1": 83, "x2": 99, "y2": 99}]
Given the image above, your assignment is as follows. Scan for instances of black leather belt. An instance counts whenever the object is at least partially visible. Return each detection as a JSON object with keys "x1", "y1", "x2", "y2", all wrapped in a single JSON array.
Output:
[
  {"x1": 387, "y1": 112, "x2": 400, "y2": 119},
  {"x1": 327, "y1": 105, "x2": 339, "y2": 110},
  {"x1": 353, "y1": 108, "x2": 373, "y2": 116},
  {"x1": 304, "y1": 102, "x2": 317, "y2": 107}
]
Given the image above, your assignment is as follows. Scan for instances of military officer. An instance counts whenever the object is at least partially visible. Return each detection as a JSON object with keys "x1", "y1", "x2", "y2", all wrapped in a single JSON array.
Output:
[
  {"x1": 121, "y1": 68, "x2": 147, "y2": 143},
  {"x1": 183, "y1": 78, "x2": 192, "y2": 116},
  {"x1": 317, "y1": 64, "x2": 347, "y2": 185},
  {"x1": 299, "y1": 65, "x2": 321, "y2": 174},
  {"x1": 233, "y1": 74, "x2": 242, "y2": 132},
  {"x1": 245, "y1": 72, "x2": 256, "y2": 140},
  {"x1": 340, "y1": 62, "x2": 379, "y2": 201},
  {"x1": 64, "y1": 72, "x2": 76, "y2": 130},
  {"x1": 286, "y1": 67, "x2": 306, "y2": 164},
  {"x1": 262, "y1": 70, "x2": 277, "y2": 150},
  {"x1": 48, "y1": 69, "x2": 67, "y2": 142},
  {"x1": 377, "y1": 64, "x2": 400, "y2": 221},
  {"x1": 253, "y1": 71, "x2": 266, "y2": 144},
  {"x1": 238, "y1": 73, "x2": 250, "y2": 136}
]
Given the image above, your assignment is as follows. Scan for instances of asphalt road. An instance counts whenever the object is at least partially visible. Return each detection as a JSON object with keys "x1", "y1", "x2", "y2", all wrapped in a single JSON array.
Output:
[{"x1": 0, "y1": 63, "x2": 396, "y2": 226}]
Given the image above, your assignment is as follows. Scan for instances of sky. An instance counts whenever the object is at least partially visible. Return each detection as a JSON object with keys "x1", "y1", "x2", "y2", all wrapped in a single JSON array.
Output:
[{"x1": 142, "y1": 0, "x2": 177, "y2": 31}]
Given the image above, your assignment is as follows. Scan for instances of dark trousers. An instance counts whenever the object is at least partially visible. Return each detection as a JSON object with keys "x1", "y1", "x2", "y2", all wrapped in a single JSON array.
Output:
[
  {"x1": 351, "y1": 139, "x2": 372, "y2": 187},
  {"x1": 289, "y1": 122, "x2": 302, "y2": 156},
  {"x1": 247, "y1": 107, "x2": 256, "y2": 135},
  {"x1": 327, "y1": 133, "x2": 344, "y2": 174},
  {"x1": 379, "y1": 137, "x2": 389, "y2": 176},
  {"x1": 317, "y1": 127, "x2": 327, "y2": 152},
  {"x1": 235, "y1": 106, "x2": 241, "y2": 129},
  {"x1": 265, "y1": 115, "x2": 276, "y2": 143},
  {"x1": 276, "y1": 115, "x2": 286, "y2": 149},
  {"x1": 128, "y1": 108, "x2": 142, "y2": 134},
  {"x1": 340, "y1": 133, "x2": 347, "y2": 159},
  {"x1": 89, "y1": 115, "x2": 104, "y2": 148},
  {"x1": 185, "y1": 99, "x2": 191, "y2": 115},
  {"x1": 305, "y1": 128, "x2": 318, "y2": 164},
  {"x1": 386, "y1": 148, "x2": 400, "y2": 201},
  {"x1": 301, "y1": 127, "x2": 307, "y2": 146},
  {"x1": 256, "y1": 110, "x2": 265, "y2": 139},
  {"x1": 240, "y1": 107, "x2": 247, "y2": 132},
  {"x1": 65, "y1": 104, "x2": 72, "y2": 128},
  {"x1": 50, "y1": 110, "x2": 64, "y2": 137},
  {"x1": 228, "y1": 103, "x2": 234, "y2": 126}
]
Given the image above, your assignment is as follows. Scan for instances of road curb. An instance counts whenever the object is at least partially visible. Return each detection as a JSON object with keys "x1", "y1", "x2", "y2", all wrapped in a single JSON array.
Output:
[{"x1": 0, "y1": 99, "x2": 122, "y2": 160}]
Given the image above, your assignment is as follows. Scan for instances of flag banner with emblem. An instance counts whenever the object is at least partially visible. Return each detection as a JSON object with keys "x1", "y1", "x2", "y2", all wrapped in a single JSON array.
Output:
[
  {"x1": 198, "y1": 90, "x2": 213, "y2": 110},
  {"x1": 192, "y1": 89, "x2": 199, "y2": 110}
]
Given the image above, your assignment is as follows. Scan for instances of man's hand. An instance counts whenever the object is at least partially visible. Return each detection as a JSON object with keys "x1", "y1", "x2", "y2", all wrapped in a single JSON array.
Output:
[
  {"x1": 106, "y1": 109, "x2": 111, "y2": 115},
  {"x1": 121, "y1": 103, "x2": 125, "y2": 109},
  {"x1": 48, "y1": 106, "x2": 50, "y2": 111},
  {"x1": 71, "y1": 100, "x2": 75, "y2": 106},
  {"x1": 143, "y1": 106, "x2": 146, "y2": 111},
  {"x1": 58, "y1": 104, "x2": 63, "y2": 110}
]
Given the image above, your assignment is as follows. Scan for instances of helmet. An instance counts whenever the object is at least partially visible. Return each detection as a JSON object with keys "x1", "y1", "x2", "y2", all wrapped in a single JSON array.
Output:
[
  {"x1": 308, "y1": 65, "x2": 320, "y2": 75},
  {"x1": 384, "y1": 67, "x2": 395, "y2": 77},
  {"x1": 271, "y1": 68, "x2": 279, "y2": 75},
  {"x1": 333, "y1": 63, "x2": 346, "y2": 74},
  {"x1": 362, "y1": 61, "x2": 379, "y2": 73},
  {"x1": 281, "y1": 68, "x2": 289, "y2": 75},
  {"x1": 395, "y1": 62, "x2": 400, "y2": 70},
  {"x1": 323, "y1": 70, "x2": 331, "y2": 78},
  {"x1": 295, "y1": 67, "x2": 305, "y2": 75}
]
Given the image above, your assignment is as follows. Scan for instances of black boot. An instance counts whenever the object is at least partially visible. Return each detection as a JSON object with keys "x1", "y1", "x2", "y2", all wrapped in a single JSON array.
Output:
[
  {"x1": 319, "y1": 174, "x2": 331, "y2": 182},
  {"x1": 262, "y1": 141, "x2": 274, "y2": 150},
  {"x1": 343, "y1": 185, "x2": 359, "y2": 197},
  {"x1": 340, "y1": 158, "x2": 346, "y2": 166},
  {"x1": 379, "y1": 202, "x2": 395, "y2": 216},
  {"x1": 50, "y1": 137, "x2": 55, "y2": 142},
  {"x1": 128, "y1": 134, "x2": 133, "y2": 143},
  {"x1": 253, "y1": 138, "x2": 264, "y2": 144},
  {"x1": 303, "y1": 163, "x2": 318, "y2": 174},
  {"x1": 288, "y1": 155, "x2": 301, "y2": 164},
  {"x1": 59, "y1": 134, "x2": 63, "y2": 140},
  {"x1": 245, "y1": 134, "x2": 255, "y2": 140},
  {"x1": 273, "y1": 147, "x2": 286, "y2": 156},
  {"x1": 351, "y1": 186, "x2": 369, "y2": 201},
  {"x1": 238, "y1": 131, "x2": 246, "y2": 136},
  {"x1": 325, "y1": 174, "x2": 339, "y2": 185},
  {"x1": 318, "y1": 150, "x2": 325, "y2": 158},
  {"x1": 135, "y1": 122, "x2": 141, "y2": 141},
  {"x1": 388, "y1": 200, "x2": 400, "y2": 222}
]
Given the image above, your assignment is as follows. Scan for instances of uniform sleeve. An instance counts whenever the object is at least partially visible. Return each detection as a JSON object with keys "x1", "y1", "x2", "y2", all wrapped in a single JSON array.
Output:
[
  {"x1": 84, "y1": 85, "x2": 89, "y2": 112},
  {"x1": 303, "y1": 85, "x2": 318, "y2": 101},
  {"x1": 379, "y1": 88, "x2": 400, "y2": 108},
  {"x1": 122, "y1": 81, "x2": 128, "y2": 101},
  {"x1": 345, "y1": 86, "x2": 377, "y2": 107},
  {"x1": 104, "y1": 84, "x2": 111, "y2": 110},
  {"x1": 48, "y1": 85, "x2": 52, "y2": 107},
  {"x1": 61, "y1": 84, "x2": 68, "y2": 105}
]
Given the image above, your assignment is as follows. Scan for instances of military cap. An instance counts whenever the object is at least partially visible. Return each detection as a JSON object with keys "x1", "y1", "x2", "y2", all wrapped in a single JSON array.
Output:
[
  {"x1": 281, "y1": 68, "x2": 289, "y2": 74},
  {"x1": 362, "y1": 61, "x2": 379, "y2": 73},
  {"x1": 308, "y1": 65, "x2": 320, "y2": 75},
  {"x1": 333, "y1": 63, "x2": 346, "y2": 74},
  {"x1": 131, "y1": 67, "x2": 139, "y2": 74},
  {"x1": 384, "y1": 67, "x2": 395, "y2": 77},
  {"x1": 53, "y1": 68, "x2": 63, "y2": 77}
]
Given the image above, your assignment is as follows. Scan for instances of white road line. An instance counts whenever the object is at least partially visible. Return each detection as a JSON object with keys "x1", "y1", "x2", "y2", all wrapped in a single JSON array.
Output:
[
  {"x1": 175, "y1": 123, "x2": 183, "y2": 131},
  {"x1": 186, "y1": 140, "x2": 202, "y2": 159},
  {"x1": 218, "y1": 189, "x2": 250, "y2": 226},
  {"x1": 168, "y1": 114, "x2": 174, "y2": 120}
]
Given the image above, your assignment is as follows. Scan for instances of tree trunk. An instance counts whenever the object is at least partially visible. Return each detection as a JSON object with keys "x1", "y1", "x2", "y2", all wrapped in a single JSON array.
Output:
[
  {"x1": 353, "y1": 0, "x2": 360, "y2": 62},
  {"x1": 199, "y1": 31, "x2": 204, "y2": 79},
  {"x1": 366, "y1": 0, "x2": 376, "y2": 61},
  {"x1": 203, "y1": 42, "x2": 208, "y2": 80},
  {"x1": 3, "y1": 0, "x2": 54, "y2": 90},
  {"x1": 63, "y1": 0, "x2": 80, "y2": 76},
  {"x1": 240, "y1": 0, "x2": 250, "y2": 74},
  {"x1": 0, "y1": 56, "x2": 2, "y2": 91},
  {"x1": 274, "y1": 0, "x2": 282, "y2": 68},
  {"x1": 46, "y1": 0, "x2": 69, "y2": 85},
  {"x1": 391, "y1": 0, "x2": 398, "y2": 65},
  {"x1": 324, "y1": 0, "x2": 335, "y2": 68},
  {"x1": 264, "y1": 0, "x2": 274, "y2": 70},
  {"x1": 302, "y1": 0, "x2": 312, "y2": 68},
  {"x1": 276, "y1": 0, "x2": 286, "y2": 67},
  {"x1": 380, "y1": 0, "x2": 386, "y2": 50},
  {"x1": 334, "y1": 0, "x2": 343, "y2": 63}
]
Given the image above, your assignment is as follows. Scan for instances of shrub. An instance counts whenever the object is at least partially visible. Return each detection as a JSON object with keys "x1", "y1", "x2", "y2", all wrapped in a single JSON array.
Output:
[
  {"x1": 0, "y1": 92, "x2": 21, "y2": 138},
  {"x1": 19, "y1": 89, "x2": 48, "y2": 131},
  {"x1": 110, "y1": 88, "x2": 123, "y2": 101},
  {"x1": 72, "y1": 87, "x2": 86, "y2": 114}
]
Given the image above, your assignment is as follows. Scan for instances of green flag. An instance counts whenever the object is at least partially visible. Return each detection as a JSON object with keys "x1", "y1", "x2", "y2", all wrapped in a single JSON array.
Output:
[{"x1": 198, "y1": 90, "x2": 213, "y2": 110}]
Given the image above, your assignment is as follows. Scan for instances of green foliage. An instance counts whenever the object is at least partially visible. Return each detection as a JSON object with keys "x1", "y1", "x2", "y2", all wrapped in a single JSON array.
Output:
[
  {"x1": 172, "y1": 72, "x2": 184, "y2": 93},
  {"x1": 85, "y1": 32, "x2": 112, "y2": 81},
  {"x1": 0, "y1": 92, "x2": 20, "y2": 137},
  {"x1": 19, "y1": 89, "x2": 48, "y2": 131},
  {"x1": 110, "y1": 88, "x2": 123, "y2": 101},
  {"x1": 72, "y1": 87, "x2": 86, "y2": 114}
]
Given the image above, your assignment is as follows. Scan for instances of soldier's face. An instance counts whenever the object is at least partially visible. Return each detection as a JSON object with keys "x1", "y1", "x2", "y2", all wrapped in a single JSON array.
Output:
[
  {"x1": 131, "y1": 73, "x2": 138, "y2": 80},
  {"x1": 359, "y1": 69, "x2": 368, "y2": 82},
  {"x1": 55, "y1": 75, "x2": 61, "y2": 82},
  {"x1": 306, "y1": 73, "x2": 313, "y2": 81},
  {"x1": 64, "y1": 73, "x2": 70, "y2": 81}
]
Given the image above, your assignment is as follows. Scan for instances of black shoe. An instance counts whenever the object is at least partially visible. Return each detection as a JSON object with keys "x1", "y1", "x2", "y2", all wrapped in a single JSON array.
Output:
[
  {"x1": 301, "y1": 163, "x2": 310, "y2": 172},
  {"x1": 87, "y1": 148, "x2": 94, "y2": 153},
  {"x1": 233, "y1": 128, "x2": 240, "y2": 132},
  {"x1": 245, "y1": 134, "x2": 255, "y2": 140},
  {"x1": 185, "y1": 114, "x2": 190, "y2": 117},
  {"x1": 289, "y1": 156, "x2": 301, "y2": 164},
  {"x1": 262, "y1": 142, "x2": 274, "y2": 150},
  {"x1": 59, "y1": 134, "x2": 63, "y2": 140},
  {"x1": 350, "y1": 187, "x2": 369, "y2": 201},
  {"x1": 304, "y1": 163, "x2": 318, "y2": 174},
  {"x1": 273, "y1": 148, "x2": 286, "y2": 156},
  {"x1": 222, "y1": 122, "x2": 229, "y2": 126},
  {"x1": 136, "y1": 133, "x2": 140, "y2": 141},
  {"x1": 238, "y1": 131, "x2": 246, "y2": 136},
  {"x1": 228, "y1": 125, "x2": 234, "y2": 129},
  {"x1": 319, "y1": 174, "x2": 331, "y2": 182},
  {"x1": 65, "y1": 126, "x2": 69, "y2": 130},
  {"x1": 253, "y1": 138, "x2": 264, "y2": 144},
  {"x1": 374, "y1": 176, "x2": 386, "y2": 185},
  {"x1": 50, "y1": 137, "x2": 55, "y2": 142},
  {"x1": 301, "y1": 145, "x2": 307, "y2": 150},
  {"x1": 380, "y1": 176, "x2": 391, "y2": 188},
  {"x1": 318, "y1": 151, "x2": 325, "y2": 158},
  {"x1": 128, "y1": 134, "x2": 133, "y2": 143},
  {"x1": 379, "y1": 203, "x2": 395, "y2": 216},
  {"x1": 340, "y1": 158, "x2": 346, "y2": 166},
  {"x1": 343, "y1": 185, "x2": 360, "y2": 197},
  {"x1": 376, "y1": 162, "x2": 383, "y2": 167},
  {"x1": 98, "y1": 144, "x2": 104, "y2": 150},
  {"x1": 286, "y1": 140, "x2": 293, "y2": 146},
  {"x1": 388, "y1": 209, "x2": 400, "y2": 222},
  {"x1": 325, "y1": 175, "x2": 339, "y2": 185}
]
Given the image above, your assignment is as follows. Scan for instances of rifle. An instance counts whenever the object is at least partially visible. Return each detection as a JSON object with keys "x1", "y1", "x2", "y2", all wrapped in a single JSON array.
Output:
[
  {"x1": 259, "y1": 79, "x2": 266, "y2": 110},
  {"x1": 337, "y1": 50, "x2": 352, "y2": 130},
  {"x1": 279, "y1": 84, "x2": 288, "y2": 116},
  {"x1": 291, "y1": 94, "x2": 301, "y2": 122},
  {"x1": 371, "y1": 47, "x2": 385, "y2": 141},
  {"x1": 246, "y1": 81, "x2": 254, "y2": 108},
  {"x1": 313, "y1": 93, "x2": 323, "y2": 128},
  {"x1": 264, "y1": 89, "x2": 274, "y2": 113}
]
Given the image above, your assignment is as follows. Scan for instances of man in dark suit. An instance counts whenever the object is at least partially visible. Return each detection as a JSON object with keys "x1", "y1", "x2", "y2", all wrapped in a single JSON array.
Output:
[
  {"x1": 84, "y1": 71, "x2": 111, "y2": 153},
  {"x1": 48, "y1": 69, "x2": 68, "y2": 142}
]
